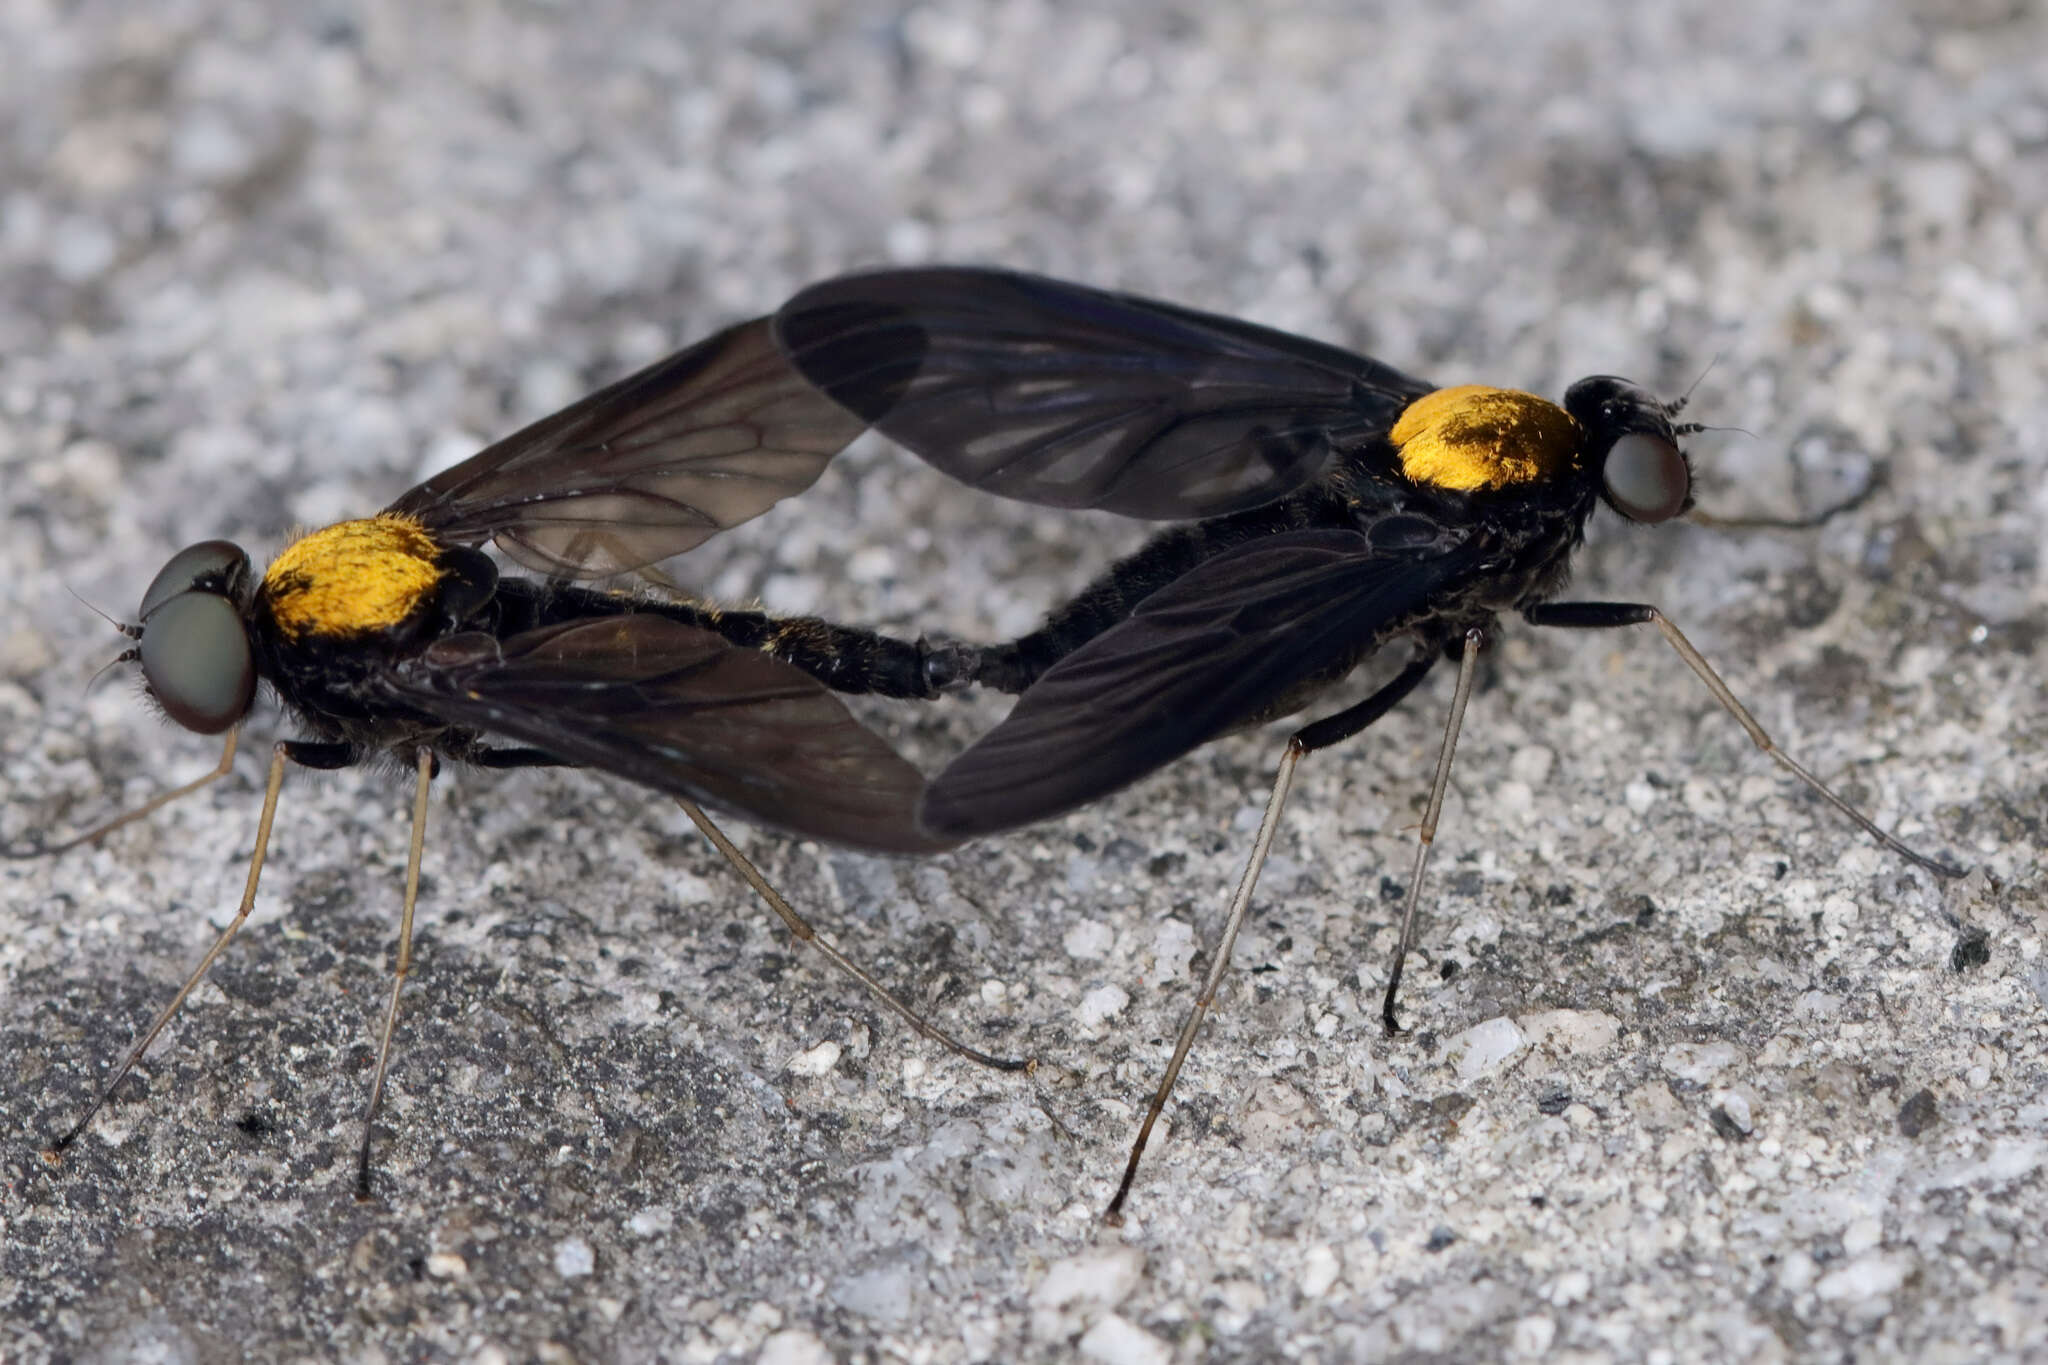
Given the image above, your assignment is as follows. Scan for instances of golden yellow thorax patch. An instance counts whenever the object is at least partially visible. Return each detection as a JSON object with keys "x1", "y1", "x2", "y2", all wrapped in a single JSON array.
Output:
[
  {"x1": 1390, "y1": 385, "x2": 1583, "y2": 492},
  {"x1": 261, "y1": 515, "x2": 443, "y2": 640}
]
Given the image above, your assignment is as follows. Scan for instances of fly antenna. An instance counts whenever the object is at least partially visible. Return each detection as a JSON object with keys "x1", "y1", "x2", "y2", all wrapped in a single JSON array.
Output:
[{"x1": 67, "y1": 584, "x2": 141, "y2": 639}]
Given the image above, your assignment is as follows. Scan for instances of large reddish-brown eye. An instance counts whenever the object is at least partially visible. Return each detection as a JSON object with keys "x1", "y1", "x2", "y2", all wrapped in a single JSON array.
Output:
[{"x1": 1603, "y1": 432, "x2": 1690, "y2": 523}]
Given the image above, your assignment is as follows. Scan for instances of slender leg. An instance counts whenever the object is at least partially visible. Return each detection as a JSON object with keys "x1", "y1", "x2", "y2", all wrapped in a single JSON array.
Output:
[
  {"x1": 1684, "y1": 463, "x2": 1882, "y2": 532},
  {"x1": 6, "y1": 731, "x2": 240, "y2": 859},
  {"x1": 677, "y1": 799, "x2": 1031, "y2": 1074},
  {"x1": 1104, "y1": 651, "x2": 1438, "y2": 1224},
  {"x1": 1523, "y1": 601, "x2": 1961, "y2": 877},
  {"x1": 1104, "y1": 739, "x2": 1300, "y2": 1226},
  {"x1": 43, "y1": 740, "x2": 290, "y2": 1161},
  {"x1": 355, "y1": 746, "x2": 434, "y2": 1201},
  {"x1": 1381, "y1": 629, "x2": 1485, "y2": 1034}
]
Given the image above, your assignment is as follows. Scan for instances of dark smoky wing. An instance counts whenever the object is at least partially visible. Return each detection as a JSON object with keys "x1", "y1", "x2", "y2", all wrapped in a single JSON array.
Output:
[
  {"x1": 383, "y1": 615, "x2": 948, "y2": 854},
  {"x1": 774, "y1": 267, "x2": 1436, "y2": 520},
  {"x1": 920, "y1": 529, "x2": 1483, "y2": 839},
  {"x1": 388, "y1": 317, "x2": 864, "y2": 579}
]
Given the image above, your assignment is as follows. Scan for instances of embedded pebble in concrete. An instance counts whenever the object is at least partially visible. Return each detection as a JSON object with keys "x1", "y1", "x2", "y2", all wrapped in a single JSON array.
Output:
[
  {"x1": 1448, "y1": 1016, "x2": 1529, "y2": 1081},
  {"x1": 785, "y1": 1041, "x2": 843, "y2": 1077},
  {"x1": 1076, "y1": 1314, "x2": 1172, "y2": 1365},
  {"x1": 1076, "y1": 984, "x2": 1131, "y2": 1029}
]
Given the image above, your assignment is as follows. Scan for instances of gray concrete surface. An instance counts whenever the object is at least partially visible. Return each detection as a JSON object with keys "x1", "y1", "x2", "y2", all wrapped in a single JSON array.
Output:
[{"x1": 3, "y1": 2, "x2": 2043, "y2": 1361}]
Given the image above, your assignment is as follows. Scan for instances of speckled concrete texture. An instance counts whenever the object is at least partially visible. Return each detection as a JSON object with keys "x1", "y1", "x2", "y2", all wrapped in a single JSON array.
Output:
[{"x1": 2, "y1": 2, "x2": 2043, "y2": 1361}]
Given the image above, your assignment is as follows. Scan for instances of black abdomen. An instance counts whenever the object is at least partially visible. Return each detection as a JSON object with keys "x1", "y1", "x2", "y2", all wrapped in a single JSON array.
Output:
[{"x1": 491, "y1": 579, "x2": 945, "y2": 700}]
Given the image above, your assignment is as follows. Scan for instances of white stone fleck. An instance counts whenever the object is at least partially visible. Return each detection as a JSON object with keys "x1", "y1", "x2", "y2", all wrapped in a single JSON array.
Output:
[
  {"x1": 1299, "y1": 1244, "x2": 1341, "y2": 1298},
  {"x1": 1712, "y1": 1089, "x2": 1755, "y2": 1135},
  {"x1": 1519, "y1": 1008, "x2": 1621, "y2": 1055},
  {"x1": 1151, "y1": 918, "x2": 1196, "y2": 977},
  {"x1": 1815, "y1": 1252, "x2": 1909, "y2": 1302},
  {"x1": 785, "y1": 1041, "x2": 843, "y2": 1077},
  {"x1": 1447, "y1": 1016, "x2": 1528, "y2": 1081},
  {"x1": 553, "y1": 1237, "x2": 595, "y2": 1279},
  {"x1": 1077, "y1": 984, "x2": 1131, "y2": 1029},
  {"x1": 1681, "y1": 778, "x2": 1728, "y2": 823},
  {"x1": 831, "y1": 1262, "x2": 916, "y2": 1325},
  {"x1": 1493, "y1": 778, "x2": 1534, "y2": 817},
  {"x1": 628, "y1": 1206, "x2": 673, "y2": 1238},
  {"x1": 1078, "y1": 1313, "x2": 1171, "y2": 1365},
  {"x1": 1508, "y1": 745, "x2": 1555, "y2": 786},
  {"x1": 846, "y1": 545, "x2": 897, "y2": 584},
  {"x1": 1842, "y1": 1216, "x2": 1883, "y2": 1257},
  {"x1": 1661, "y1": 1041, "x2": 1743, "y2": 1084},
  {"x1": 1814, "y1": 77, "x2": 1861, "y2": 122},
  {"x1": 1064, "y1": 919, "x2": 1116, "y2": 960},
  {"x1": 1510, "y1": 1314, "x2": 1557, "y2": 1356},
  {"x1": 758, "y1": 1329, "x2": 833, "y2": 1365},
  {"x1": 1547, "y1": 1269, "x2": 1592, "y2": 1306},
  {"x1": 1031, "y1": 1248, "x2": 1143, "y2": 1341}
]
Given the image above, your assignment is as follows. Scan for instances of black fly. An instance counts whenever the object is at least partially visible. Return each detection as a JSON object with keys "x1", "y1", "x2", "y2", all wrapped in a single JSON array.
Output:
[
  {"x1": 772, "y1": 266, "x2": 1964, "y2": 1219},
  {"x1": 19, "y1": 313, "x2": 1024, "y2": 1199}
]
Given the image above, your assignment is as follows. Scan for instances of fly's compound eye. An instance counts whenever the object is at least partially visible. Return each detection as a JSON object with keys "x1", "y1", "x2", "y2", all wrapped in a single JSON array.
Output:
[
  {"x1": 139, "y1": 540, "x2": 252, "y2": 620},
  {"x1": 138, "y1": 591, "x2": 256, "y2": 733},
  {"x1": 1602, "y1": 432, "x2": 1691, "y2": 523},
  {"x1": 137, "y1": 541, "x2": 257, "y2": 733}
]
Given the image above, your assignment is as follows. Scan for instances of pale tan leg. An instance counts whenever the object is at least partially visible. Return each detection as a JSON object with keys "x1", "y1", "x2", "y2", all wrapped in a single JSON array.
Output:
[
  {"x1": 1646, "y1": 612, "x2": 1961, "y2": 877},
  {"x1": 1527, "y1": 600, "x2": 1961, "y2": 875},
  {"x1": 354, "y1": 746, "x2": 434, "y2": 1201},
  {"x1": 1102, "y1": 645, "x2": 1456, "y2": 1222},
  {"x1": 678, "y1": 799, "x2": 1031, "y2": 1074},
  {"x1": 43, "y1": 739, "x2": 284, "y2": 1161},
  {"x1": 10, "y1": 731, "x2": 239, "y2": 858},
  {"x1": 1104, "y1": 735, "x2": 1304, "y2": 1225},
  {"x1": 1377, "y1": 628, "x2": 1485, "y2": 1034}
]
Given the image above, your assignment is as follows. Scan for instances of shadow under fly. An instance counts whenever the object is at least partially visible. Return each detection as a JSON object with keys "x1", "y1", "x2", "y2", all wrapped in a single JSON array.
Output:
[
  {"x1": 771, "y1": 266, "x2": 1965, "y2": 1220},
  {"x1": 10, "y1": 312, "x2": 1027, "y2": 1199}
]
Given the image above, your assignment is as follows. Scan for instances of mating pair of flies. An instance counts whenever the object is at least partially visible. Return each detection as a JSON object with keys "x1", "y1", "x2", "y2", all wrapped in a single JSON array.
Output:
[{"x1": 22, "y1": 267, "x2": 1961, "y2": 1219}]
